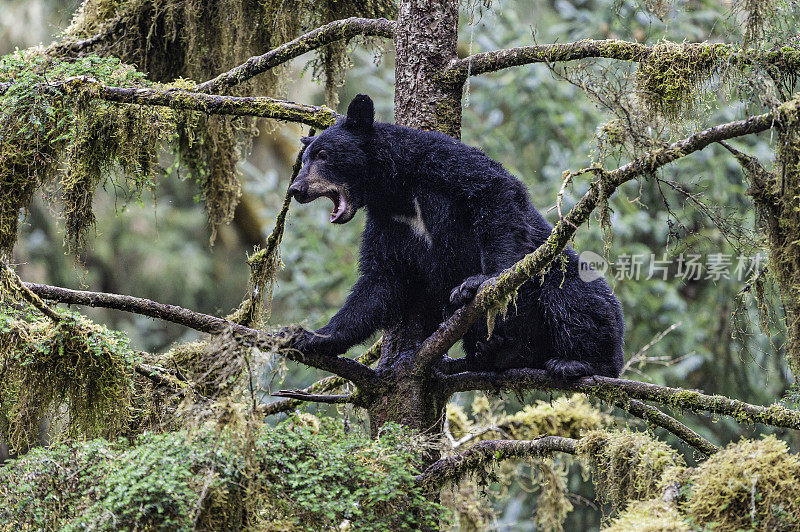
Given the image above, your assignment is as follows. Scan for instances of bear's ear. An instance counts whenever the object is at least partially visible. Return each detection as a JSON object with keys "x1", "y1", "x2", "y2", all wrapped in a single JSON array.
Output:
[
  {"x1": 300, "y1": 136, "x2": 315, "y2": 146},
  {"x1": 344, "y1": 94, "x2": 374, "y2": 132}
]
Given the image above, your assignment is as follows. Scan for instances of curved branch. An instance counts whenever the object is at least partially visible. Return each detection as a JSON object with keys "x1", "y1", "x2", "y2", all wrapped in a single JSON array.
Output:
[
  {"x1": 197, "y1": 17, "x2": 396, "y2": 94},
  {"x1": 614, "y1": 398, "x2": 719, "y2": 456},
  {"x1": 413, "y1": 96, "x2": 799, "y2": 376},
  {"x1": 0, "y1": 79, "x2": 339, "y2": 129},
  {"x1": 260, "y1": 339, "x2": 382, "y2": 416},
  {"x1": 416, "y1": 436, "x2": 578, "y2": 490},
  {"x1": 439, "y1": 368, "x2": 800, "y2": 431},
  {"x1": 442, "y1": 39, "x2": 800, "y2": 84},
  {"x1": 23, "y1": 282, "x2": 376, "y2": 386}
]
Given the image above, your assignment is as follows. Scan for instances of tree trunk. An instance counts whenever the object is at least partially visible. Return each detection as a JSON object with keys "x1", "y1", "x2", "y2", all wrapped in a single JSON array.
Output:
[
  {"x1": 366, "y1": 0, "x2": 463, "y2": 444},
  {"x1": 393, "y1": 0, "x2": 462, "y2": 137}
]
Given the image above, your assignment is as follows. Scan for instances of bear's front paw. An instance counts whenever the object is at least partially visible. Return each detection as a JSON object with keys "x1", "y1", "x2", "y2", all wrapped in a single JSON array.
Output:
[
  {"x1": 449, "y1": 274, "x2": 491, "y2": 307},
  {"x1": 276, "y1": 326, "x2": 314, "y2": 353}
]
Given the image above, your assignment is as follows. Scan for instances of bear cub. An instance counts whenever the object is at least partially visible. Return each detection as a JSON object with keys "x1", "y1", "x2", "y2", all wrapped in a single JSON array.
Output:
[{"x1": 286, "y1": 94, "x2": 624, "y2": 379}]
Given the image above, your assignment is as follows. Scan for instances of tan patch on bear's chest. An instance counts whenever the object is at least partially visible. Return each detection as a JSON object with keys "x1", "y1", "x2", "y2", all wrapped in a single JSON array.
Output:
[{"x1": 392, "y1": 198, "x2": 432, "y2": 246}]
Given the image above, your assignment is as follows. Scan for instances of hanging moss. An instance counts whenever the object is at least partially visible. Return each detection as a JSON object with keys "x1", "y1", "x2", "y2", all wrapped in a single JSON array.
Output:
[
  {"x1": 0, "y1": 307, "x2": 139, "y2": 453},
  {"x1": 0, "y1": 50, "x2": 169, "y2": 257},
  {"x1": 636, "y1": 41, "x2": 731, "y2": 121},
  {"x1": 578, "y1": 429, "x2": 685, "y2": 510},
  {"x1": 682, "y1": 435, "x2": 800, "y2": 531}
]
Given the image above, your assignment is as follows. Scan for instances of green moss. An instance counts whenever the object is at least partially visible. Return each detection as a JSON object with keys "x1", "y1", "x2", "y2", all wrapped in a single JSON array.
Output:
[
  {"x1": 578, "y1": 429, "x2": 685, "y2": 510},
  {"x1": 602, "y1": 499, "x2": 691, "y2": 532},
  {"x1": 0, "y1": 306, "x2": 139, "y2": 453},
  {"x1": 636, "y1": 41, "x2": 731, "y2": 120},
  {"x1": 682, "y1": 435, "x2": 800, "y2": 531},
  {"x1": 0, "y1": 419, "x2": 447, "y2": 530},
  {"x1": 0, "y1": 50, "x2": 169, "y2": 257}
]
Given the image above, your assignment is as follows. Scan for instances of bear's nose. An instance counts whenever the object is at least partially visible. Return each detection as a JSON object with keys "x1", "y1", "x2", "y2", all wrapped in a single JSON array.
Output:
[{"x1": 287, "y1": 180, "x2": 309, "y2": 202}]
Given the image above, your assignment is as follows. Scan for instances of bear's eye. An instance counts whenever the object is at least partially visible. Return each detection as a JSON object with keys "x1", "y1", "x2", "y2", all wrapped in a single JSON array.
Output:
[{"x1": 316, "y1": 150, "x2": 328, "y2": 161}]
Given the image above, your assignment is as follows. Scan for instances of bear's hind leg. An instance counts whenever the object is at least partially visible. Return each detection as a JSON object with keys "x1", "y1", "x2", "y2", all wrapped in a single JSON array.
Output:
[{"x1": 544, "y1": 358, "x2": 595, "y2": 381}]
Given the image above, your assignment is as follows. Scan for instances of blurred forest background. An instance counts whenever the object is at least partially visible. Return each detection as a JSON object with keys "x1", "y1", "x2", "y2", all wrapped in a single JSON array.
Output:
[{"x1": 2, "y1": 0, "x2": 798, "y2": 529}]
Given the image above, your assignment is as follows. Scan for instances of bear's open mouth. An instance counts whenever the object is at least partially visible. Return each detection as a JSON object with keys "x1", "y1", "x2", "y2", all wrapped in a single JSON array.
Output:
[{"x1": 326, "y1": 190, "x2": 350, "y2": 224}]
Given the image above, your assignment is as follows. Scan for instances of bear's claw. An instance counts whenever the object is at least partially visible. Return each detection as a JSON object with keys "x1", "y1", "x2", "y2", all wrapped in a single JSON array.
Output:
[{"x1": 450, "y1": 274, "x2": 491, "y2": 307}]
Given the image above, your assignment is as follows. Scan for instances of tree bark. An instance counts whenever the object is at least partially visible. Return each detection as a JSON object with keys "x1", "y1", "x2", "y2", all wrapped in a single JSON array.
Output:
[{"x1": 393, "y1": 0, "x2": 462, "y2": 137}]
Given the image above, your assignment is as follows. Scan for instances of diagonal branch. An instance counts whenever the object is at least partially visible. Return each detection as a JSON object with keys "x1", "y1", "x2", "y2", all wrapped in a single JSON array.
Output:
[
  {"x1": 197, "y1": 17, "x2": 396, "y2": 94},
  {"x1": 612, "y1": 398, "x2": 719, "y2": 456},
  {"x1": 441, "y1": 39, "x2": 800, "y2": 84},
  {"x1": 260, "y1": 339, "x2": 382, "y2": 416},
  {"x1": 23, "y1": 282, "x2": 377, "y2": 386},
  {"x1": 413, "y1": 96, "x2": 800, "y2": 376},
  {"x1": 0, "y1": 79, "x2": 339, "y2": 129},
  {"x1": 438, "y1": 368, "x2": 800, "y2": 431},
  {"x1": 416, "y1": 436, "x2": 578, "y2": 491}
]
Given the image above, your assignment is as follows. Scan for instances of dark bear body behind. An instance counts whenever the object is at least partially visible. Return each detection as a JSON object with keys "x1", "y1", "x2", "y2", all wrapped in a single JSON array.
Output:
[{"x1": 287, "y1": 95, "x2": 624, "y2": 379}]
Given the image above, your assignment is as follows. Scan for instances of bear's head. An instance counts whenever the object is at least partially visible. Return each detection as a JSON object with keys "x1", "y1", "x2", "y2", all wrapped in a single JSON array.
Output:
[{"x1": 288, "y1": 94, "x2": 375, "y2": 224}]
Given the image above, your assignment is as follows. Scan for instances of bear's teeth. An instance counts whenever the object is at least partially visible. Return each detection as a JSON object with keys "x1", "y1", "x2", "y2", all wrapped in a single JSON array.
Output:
[{"x1": 330, "y1": 192, "x2": 348, "y2": 223}]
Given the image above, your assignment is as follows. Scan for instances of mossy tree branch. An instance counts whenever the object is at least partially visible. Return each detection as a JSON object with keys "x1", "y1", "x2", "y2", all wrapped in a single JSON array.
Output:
[
  {"x1": 260, "y1": 339, "x2": 382, "y2": 416},
  {"x1": 2, "y1": 261, "x2": 184, "y2": 393},
  {"x1": 611, "y1": 398, "x2": 719, "y2": 456},
  {"x1": 416, "y1": 436, "x2": 578, "y2": 491},
  {"x1": 197, "y1": 17, "x2": 396, "y2": 94},
  {"x1": 0, "y1": 78, "x2": 339, "y2": 129},
  {"x1": 438, "y1": 368, "x2": 800, "y2": 431},
  {"x1": 23, "y1": 282, "x2": 377, "y2": 387},
  {"x1": 441, "y1": 39, "x2": 800, "y2": 83},
  {"x1": 413, "y1": 96, "x2": 800, "y2": 376}
]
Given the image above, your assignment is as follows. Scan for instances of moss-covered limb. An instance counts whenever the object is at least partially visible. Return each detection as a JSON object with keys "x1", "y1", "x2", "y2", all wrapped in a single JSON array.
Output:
[
  {"x1": 610, "y1": 398, "x2": 719, "y2": 456},
  {"x1": 2, "y1": 263, "x2": 62, "y2": 323},
  {"x1": 442, "y1": 39, "x2": 651, "y2": 84},
  {"x1": 197, "y1": 17, "x2": 396, "y2": 94},
  {"x1": 442, "y1": 39, "x2": 800, "y2": 84},
  {"x1": 414, "y1": 97, "x2": 800, "y2": 375},
  {"x1": 439, "y1": 368, "x2": 800, "y2": 430},
  {"x1": 23, "y1": 282, "x2": 378, "y2": 386},
  {"x1": 415, "y1": 436, "x2": 578, "y2": 491},
  {"x1": 260, "y1": 339, "x2": 382, "y2": 416},
  {"x1": 48, "y1": 13, "x2": 126, "y2": 55},
  {"x1": 0, "y1": 79, "x2": 338, "y2": 128}
]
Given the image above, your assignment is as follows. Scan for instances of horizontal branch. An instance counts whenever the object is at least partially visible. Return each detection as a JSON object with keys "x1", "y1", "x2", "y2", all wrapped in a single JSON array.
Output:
[
  {"x1": 271, "y1": 390, "x2": 353, "y2": 404},
  {"x1": 0, "y1": 78, "x2": 338, "y2": 129},
  {"x1": 442, "y1": 39, "x2": 800, "y2": 83},
  {"x1": 416, "y1": 436, "x2": 578, "y2": 490},
  {"x1": 260, "y1": 339, "x2": 382, "y2": 416},
  {"x1": 197, "y1": 17, "x2": 396, "y2": 93},
  {"x1": 413, "y1": 95, "x2": 800, "y2": 376},
  {"x1": 439, "y1": 368, "x2": 800, "y2": 431},
  {"x1": 24, "y1": 282, "x2": 376, "y2": 386}
]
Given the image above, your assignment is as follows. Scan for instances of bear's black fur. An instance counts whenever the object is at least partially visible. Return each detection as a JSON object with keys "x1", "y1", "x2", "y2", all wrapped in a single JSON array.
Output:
[{"x1": 286, "y1": 94, "x2": 624, "y2": 379}]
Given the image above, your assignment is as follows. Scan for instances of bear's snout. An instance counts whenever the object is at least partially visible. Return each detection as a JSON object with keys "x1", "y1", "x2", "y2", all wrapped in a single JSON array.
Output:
[{"x1": 288, "y1": 179, "x2": 311, "y2": 203}]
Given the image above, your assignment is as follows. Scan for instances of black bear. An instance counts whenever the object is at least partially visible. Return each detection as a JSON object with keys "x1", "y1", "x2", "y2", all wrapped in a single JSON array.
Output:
[{"x1": 285, "y1": 94, "x2": 624, "y2": 379}]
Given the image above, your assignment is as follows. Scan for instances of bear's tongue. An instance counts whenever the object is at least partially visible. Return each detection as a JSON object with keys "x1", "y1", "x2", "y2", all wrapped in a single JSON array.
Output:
[{"x1": 329, "y1": 191, "x2": 348, "y2": 223}]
